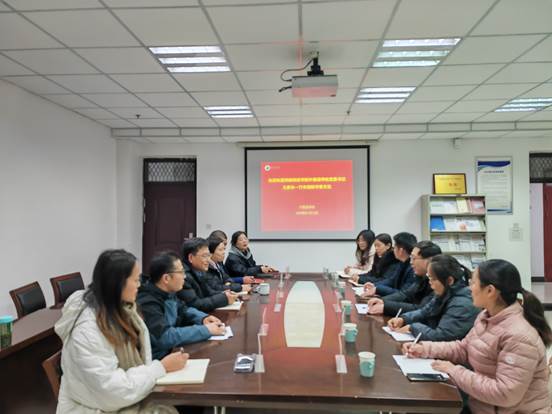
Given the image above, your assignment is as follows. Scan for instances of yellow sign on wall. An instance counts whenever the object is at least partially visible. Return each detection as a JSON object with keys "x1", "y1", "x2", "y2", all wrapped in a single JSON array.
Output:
[{"x1": 433, "y1": 173, "x2": 467, "y2": 194}]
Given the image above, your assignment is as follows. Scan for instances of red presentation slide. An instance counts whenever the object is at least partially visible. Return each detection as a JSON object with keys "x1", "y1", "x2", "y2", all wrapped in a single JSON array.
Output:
[{"x1": 260, "y1": 160, "x2": 354, "y2": 232}]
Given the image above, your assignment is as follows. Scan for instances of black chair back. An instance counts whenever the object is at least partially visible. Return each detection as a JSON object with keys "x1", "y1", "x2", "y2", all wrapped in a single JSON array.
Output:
[{"x1": 9, "y1": 282, "x2": 47, "y2": 318}]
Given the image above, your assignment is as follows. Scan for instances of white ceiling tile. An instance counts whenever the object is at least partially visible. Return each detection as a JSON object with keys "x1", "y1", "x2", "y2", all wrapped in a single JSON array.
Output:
[
  {"x1": 521, "y1": 110, "x2": 552, "y2": 121},
  {"x1": 6, "y1": 76, "x2": 69, "y2": 94},
  {"x1": 362, "y1": 67, "x2": 433, "y2": 87},
  {"x1": 487, "y1": 63, "x2": 552, "y2": 84},
  {"x1": 0, "y1": 4, "x2": 10, "y2": 10},
  {"x1": 262, "y1": 135, "x2": 301, "y2": 142},
  {"x1": 224, "y1": 135, "x2": 262, "y2": 142},
  {"x1": 226, "y1": 44, "x2": 299, "y2": 71},
  {"x1": 184, "y1": 136, "x2": 225, "y2": 143},
  {"x1": 110, "y1": 107, "x2": 162, "y2": 118},
  {"x1": 518, "y1": 36, "x2": 552, "y2": 62},
  {"x1": 253, "y1": 105, "x2": 301, "y2": 117},
  {"x1": 25, "y1": 10, "x2": 139, "y2": 47},
  {"x1": 207, "y1": 4, "x2": 298, "y2": 43},
  {"x1": 136, "y1": 92, "x2": 197, "y2": 106},
  {"x1": 142, "y1": 137, "x2": 187, "y2": 144},
  {"x1": 237, "y1": 71, "x2": 288, "y2": 91},
  {"x1": 409, "y1": 85, "x2": 476, "y2": 102},
  {"x1": 344, "y1": 115, "x2": 390, "y2": 124},
  {"x1": 0, "y1": 55, "x2": 33, "y2": 76},
  {"x1": 4, "y1": 49, "x2": 97, "y2": 75},
  {"x1": 380, "y1": 133, "x2": 424, "y2": 140},
  {"x1": 302, "y1": 134, "x2": 341, "y2": 141},
  {"x1": 472, "y1": 0, "x2": 552, "y2": 35},
  {"x1": 114, "y1": 8, "x2": 217, "y2": 46},
  {"x1": 387, "y1": 0, "x2": 495, "y2": 38},
  {"x1": 350, "y1": 103, "x2": 402, "y2": 115},
  {"x1": 6, "y1": 0, "x2": 101, "y2": 10},
  {"x1": 461, "y1": 131, "x2": 508, "y2": 139},
  {"x1": 502, "y1": 130, "x2": 550, "y2": 138},
  {"x1": 204, "y1": 0, "x2": 294, "y2": 4},
  {"x1": 425, "y1": 64, "x2": 503, "y2": 86},
  {"x1": 464, "y1": 83, "x2": 536, "y2": 100},
  {"x1": 191, "y1": 90, "x2": 248, "y2": 106},
  {"x1": 74, "y1": 107, "x2": 119, "y2": 119},
  {"x1": 246, "y1": 89, "x2": 296, "y2": 105},
  {"x1": 156, "y1": 107, "x2": 207, "y2": 118},
  {"x1": 306, "y1": 41, "x2": 379, "y2": 69},
  {"x1": 519, "y1": 83, "x2": 552, "y2": 98},
  {"x1": 0, "y1": 13, "x2": 61, "y2": 49},
  {"x1": 447, "y1": 99, "x2": 505, "y2": 113},
  {"x1": 474, "y1": 111, "x2": 531, "y2": 122},
  {"x1": 257, "y1": 117, "x2": 301, "y2": 126},
  {"x1": 396, "y1": 101, "x2": 455, "y2": 114},
  {"x1": 341, "y1": 133, "x2": 381, "y2": 141},
  {"x1": 421, "y1": 132, "x2": 463, "y2": 140},
  {"x1": 173, "y1": 72, "x2": 241, "y2": 92},
  {"x1": 43, "y1": 93, "x2": 97, "y2": 108},
  {"x1": 303, "y1": 0, "x2": 394, "y2": 41},
  {"x1": 431, "y1": 112, "x2": 482, "y2": 122},
  {"x1": 301, "y1": 104, "x2": 349, "y2": 116},
  {"x1": 133, "y1": 118, "x2": 176, "y2": 127},
  {"x1": 82, "y1": 93, "x2": 147, "y2": 107},
  {"x1": 445, "y1": 35, "x2": 544, "y2": 65},
  {"x1": 173, "y1": 118, "x2": 217, "y2": 127},
  {"x1": 96, "y1": 119, "x2": 137, "y2": 128},
  {"x1": 48, "y1": 74, "x2": 125, "y2": 93},
  {"x1": 388, "y1": 113, "x2": 436, "y2": 123},
  {"x1": 326, "y1": 68, "x2": 365, "y2": 88},
  {"x1": 298, "y1": 88, "x2": 357, "y2": 104},
  {"x1": 301, "y1": 116, "x2": 345, "y2": 125},
  {"x1": 216, "y1": 117, "x2": 259, "y2": 127},
  {"x1": 111, "y1": 74, "x2": 182, "y2": 93},
  {"x1": 105, "y1": 0, "x2": 198, "y2": 6},
  {"x1": 75, "y1": 47, "x2": 164, "y2": 74}
]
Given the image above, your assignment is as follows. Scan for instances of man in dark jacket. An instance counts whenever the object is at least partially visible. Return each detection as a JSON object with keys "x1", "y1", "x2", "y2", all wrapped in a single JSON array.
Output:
[
  {"x1": 177, "y1": 237, "x2": 237, "y2": 312},
  {"x1": 363, "y1": 232, "x2": 417, "y2": 297},
  {"x1": 367, "y1": 240, "x2": 441, "y2": 315},
  {"x1": 137, "y1": 251, "x2": 226, "y2": 359}
]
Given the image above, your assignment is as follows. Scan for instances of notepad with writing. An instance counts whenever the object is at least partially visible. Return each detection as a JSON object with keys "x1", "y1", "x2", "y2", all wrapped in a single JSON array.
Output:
[
  {"x1": 355, "y1": 303, "x2": 368, "y2": 315},
  {"x1": 208, "y1": 326, "x2": 233, "y2": 341},
  {"x1": 382, "y1": 326, "x2": 416, "y2": 342},
  {"x1": 216, "y1": 301, "x2": 242, "y2": 311},
  {"x1": 392, "y1": 355, "x2": 449, "y2": 378},
  {"x1": 156, "y1": 359, "x2": 210, "y2": 385}
]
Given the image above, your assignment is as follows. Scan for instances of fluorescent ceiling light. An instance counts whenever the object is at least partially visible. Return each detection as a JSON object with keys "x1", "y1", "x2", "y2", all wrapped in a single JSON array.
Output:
[
  {"x1": 502, "y1": 102, "x2": 550, "y2": 108},
  {"x1": 495, "y1": 107, "x2": 536, "y2": 112},
  {"x1": 373, "y1": 60, "x2": 440, "y2": 67},
  {"x1": 383, "y1": 38, "x2": 461, "y2": 48},
  {"x1": 167, "y1": 66, "x2": 230, "y2": 73},
  {"x1": 159, "y1": 57, "x2": 226, "y2": 64},
  {"x1": 358, "y1": 93, "x2": 410, "y2": 99},
  {"x1": 205, "y1": 106, "x2": 249, "y2": 111},
  {"x1": 149, "y1": 46, "x2": 221, "y2": 54},
  {"x1": 378, "y1": 50, "x2": 449, "y2": 58},
  {"x1": 511, "y1": 97, "x2": 552, "y2": 103},
  {"x1": 356, "y1": 99, "x2": 405, "y2": 103},
  {"x1": 208, "y1": 110, "x2": 252, "y2": 115},
  {"x1": 361, "y1": 87, "x2": 416, "y2": 93},
  {"x1": 210, "y1": 114, "x2": 254, "y2": 118}
]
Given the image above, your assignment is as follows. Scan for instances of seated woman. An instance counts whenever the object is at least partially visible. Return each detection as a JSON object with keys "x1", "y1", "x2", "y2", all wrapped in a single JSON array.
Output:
[
  {"x1": 208, "y1": 230, "x2": 255, "y2": 285},
  {"x1": 387, "y1": 254, "x2": 479, "y2": 341},
  {"x1": 204, "y1": 237, "x2": 251, "y2": 293},
  {"x1": 55, "y1": 249, "x2": 187, "y2": 414},
  {"x1": 225, "y1": 231, "x2": 277, "y2": 278},
  {"x1": 353, "y1": 233, "x2": 397, "y2": 285},
  {"x1": 404, "y1": 259, "x2": 552, "y2": 414},
  {"x1": 344, "y1": 229, "x2": 376, "y2": 276}
]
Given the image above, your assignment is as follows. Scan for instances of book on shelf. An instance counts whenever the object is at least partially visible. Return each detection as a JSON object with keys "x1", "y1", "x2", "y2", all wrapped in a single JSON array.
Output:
[
  {"x1": 432, "y1": 234, "x2": 486, "y2": 253},
  {"x1": 456, "y1": 197, "x2": 469, "y2": 214},
  {"x1": 430, "y1": 216, "x2": 445, "y2": 231},
  {"x1": 444, "y1": 217, "x2": 458, "y2": 231},
  {"x1": 469, "y1": 198, "x2": 485, "y2": 214},
  {"x1": 430, "y1": 198, "x2": 457, "y2": 214},
  {"x1": 433, "y1": 234, "x2": 454, "y2": 251}
]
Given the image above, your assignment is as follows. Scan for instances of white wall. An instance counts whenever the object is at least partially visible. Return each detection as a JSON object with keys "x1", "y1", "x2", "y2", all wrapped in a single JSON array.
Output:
[
  {"x1": 116, "y1": 135, "x2": 552, "y2": 288},
  {"x1": 531, "y1": 183, "x2": 545, "y2": 278},
  {"x1": 0, "y1": 80, "x2": 117, "y2": 316}
]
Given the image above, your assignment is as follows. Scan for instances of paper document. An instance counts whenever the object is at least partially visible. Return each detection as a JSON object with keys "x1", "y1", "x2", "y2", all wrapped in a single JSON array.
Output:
[
  {"x1": 216, "y1": 301, "x2": 243, "y2": 311},
  {"x1": 392, "y1": 355, "x2": 449, "y2": 378},
  {"x1": 209, "y1": 326, "x2": 233, "y2": 341},
  {"x1": 382, "y1": 326, "x2": 416, "y2": 342},
  {"x1": 355, "y1": 303, "x2": 368, "y2": 315},
  {"x1": 337, "y1": 271, "x2": 352, "y2": 278},
  {"x1": 347, "y1": 279, "x2": 362, "y2": 287},
  {"x1": 156, "y1": 359, "x2": 210, "y2": 385},
  {"x1": 352, "y1": 287, "x2": 365, "y2": 296}
]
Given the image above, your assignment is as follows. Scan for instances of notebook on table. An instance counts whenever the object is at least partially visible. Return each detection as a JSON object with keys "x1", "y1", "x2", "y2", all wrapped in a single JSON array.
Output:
[{"x1": 156, "y1": 359, "x2": 210, "y2": 385}]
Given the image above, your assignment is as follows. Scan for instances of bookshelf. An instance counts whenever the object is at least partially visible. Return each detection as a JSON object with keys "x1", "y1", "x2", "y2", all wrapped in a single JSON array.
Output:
[{"x1": 421, "y1": 194, "x2": 487, "y2": 270}]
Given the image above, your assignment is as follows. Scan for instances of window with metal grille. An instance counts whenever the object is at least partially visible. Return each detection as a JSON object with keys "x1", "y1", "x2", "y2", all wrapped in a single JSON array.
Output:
[
  {"x1": 144, "y1": 159, "x2": 196, "y2": 183},
  {"x1": 530, "y1": 153, "x2": 552, "y2": 183}
]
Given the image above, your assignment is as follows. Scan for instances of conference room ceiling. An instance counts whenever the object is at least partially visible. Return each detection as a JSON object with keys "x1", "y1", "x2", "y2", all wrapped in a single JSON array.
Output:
[{"x1": 1, "y1": 0, "x2": 552, "y2": 143}]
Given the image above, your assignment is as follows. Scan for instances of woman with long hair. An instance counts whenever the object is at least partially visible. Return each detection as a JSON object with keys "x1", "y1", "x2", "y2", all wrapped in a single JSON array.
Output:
[
  {"x1": 344, "y1": 229, "x2": 376, "y2": 275},
  {"x1": 55, "y1": 249, "x2": 187, "y2": 414},
  {"x1": 404, "y1": 259, "x2": 552, "y2": 413}
]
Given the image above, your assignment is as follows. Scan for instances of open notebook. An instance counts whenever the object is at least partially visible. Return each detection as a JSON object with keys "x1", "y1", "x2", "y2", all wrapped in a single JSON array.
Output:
[
  {"x1": 216, "y1": 301, "x2": 243, "y2": 311},
  {"x1": 392, "y1": 355, "x2": 449, "y2": 378},
  {"x1": 156, "y1": 359, "x2": 210, "y2": 385}
]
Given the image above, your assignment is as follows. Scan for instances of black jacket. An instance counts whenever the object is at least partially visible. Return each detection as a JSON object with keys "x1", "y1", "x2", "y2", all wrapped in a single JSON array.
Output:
[
  {"x1": 204, "y1": 262, "x2": 242, "y2": 293},
  {"x1": 358, "y1": 250, "x2": 399, "y2": 284},
  {"x1": 176, "y1": 263, "x2": 229, "y2": 312},
  {"x1": 382, "y1": 276, "x2": 434, "y2": 316},
  {"x1": 224, "y1": 249, "x2": 262, "y2": 277}
]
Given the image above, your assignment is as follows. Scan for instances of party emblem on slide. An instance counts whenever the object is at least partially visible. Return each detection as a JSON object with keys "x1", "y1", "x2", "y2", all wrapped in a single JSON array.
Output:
[{"x1": 264, "y1": 165, "x2": 271, "y2": 171}]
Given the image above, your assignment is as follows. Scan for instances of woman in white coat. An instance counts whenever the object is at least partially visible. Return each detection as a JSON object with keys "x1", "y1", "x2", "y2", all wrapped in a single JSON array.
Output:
[{"x1": 55, "y1": 249, "x2": 188, "y2": 414}]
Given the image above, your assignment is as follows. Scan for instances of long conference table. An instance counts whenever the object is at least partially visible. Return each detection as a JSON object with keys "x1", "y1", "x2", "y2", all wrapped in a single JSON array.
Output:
[{"x1": 148, "y1": 273, "x2": 463, "y2": 413}]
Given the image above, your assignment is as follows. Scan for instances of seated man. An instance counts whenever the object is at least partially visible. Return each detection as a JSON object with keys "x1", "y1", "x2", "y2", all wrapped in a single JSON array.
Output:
[
  {"x1": 137, "y1": 251, "x2": 226, "y2": 359},
  {"x1": 363, "y1": 232, "x2": 417, "y2": 297},
  {"x1": 367, "y1": 241, "x2": 441, "y2": 315},
  {"x1": 177, "y1": 237, "x2": 237, "y2": 312}
]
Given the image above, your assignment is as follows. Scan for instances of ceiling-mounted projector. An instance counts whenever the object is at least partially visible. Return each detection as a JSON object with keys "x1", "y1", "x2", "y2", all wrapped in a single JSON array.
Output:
[{"x1": 279, "y1": 53, "x2": 338, "y2": 98}]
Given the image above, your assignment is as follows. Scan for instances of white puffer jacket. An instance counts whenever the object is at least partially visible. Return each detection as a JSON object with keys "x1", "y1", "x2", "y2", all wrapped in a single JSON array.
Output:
[{"x1": 55, "y1": 291, "x2": 174, "y2": 414}]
